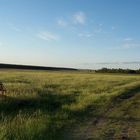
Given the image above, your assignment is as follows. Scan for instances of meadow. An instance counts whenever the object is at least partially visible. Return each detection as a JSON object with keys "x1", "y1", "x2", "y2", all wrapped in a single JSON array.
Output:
[{"x1": 0, "y1": 69, "x2": 140, "y2": 140}]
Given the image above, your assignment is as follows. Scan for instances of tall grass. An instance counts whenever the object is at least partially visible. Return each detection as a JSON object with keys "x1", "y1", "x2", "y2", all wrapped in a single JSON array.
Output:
[{"x1": 0, "y1": 70, "x2": 140, "y2": 140}]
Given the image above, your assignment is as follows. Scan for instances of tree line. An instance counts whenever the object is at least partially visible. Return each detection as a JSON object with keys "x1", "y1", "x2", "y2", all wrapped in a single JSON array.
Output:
[{"x1": 95, "y1": 68, "x2": 140, "y2": 74}]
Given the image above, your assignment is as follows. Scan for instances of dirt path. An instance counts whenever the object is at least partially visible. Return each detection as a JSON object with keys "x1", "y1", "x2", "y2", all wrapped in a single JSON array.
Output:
[
  {"x1": 80, "y1": 107, "x2": 114, "y2": 140},
  {"x1": 65, "y1": 104, "x2": 114, "y2": 140},
  {"x1": 65, "y1": 88, "x2": 140, "y2": 140},
  {"x1": 81, "y1": 89, "x2": 140, "y2": 140}
]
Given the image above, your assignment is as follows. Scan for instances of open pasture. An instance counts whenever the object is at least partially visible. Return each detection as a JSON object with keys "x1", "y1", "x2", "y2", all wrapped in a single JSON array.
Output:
[{"x1": 0, "y1": 70, "x2": 140, "y2": 140}]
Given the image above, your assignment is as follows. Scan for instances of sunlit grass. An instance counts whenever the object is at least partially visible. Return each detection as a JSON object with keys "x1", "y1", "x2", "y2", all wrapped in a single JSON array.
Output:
[{"x1": 0, "y1": 70, "x2": 140, "y2": 140}]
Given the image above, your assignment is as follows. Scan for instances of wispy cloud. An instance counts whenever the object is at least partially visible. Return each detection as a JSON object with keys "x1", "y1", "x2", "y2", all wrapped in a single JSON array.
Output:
[
  {"x1": 73, "y1": 11, "x2": 86, "y2": 25},
  {"x1": 37, "y1": 31, "x2": 59, "y2": 41},
  {"x1": 123, "y1": 43, "x2": 140, "y2": 49},
  {"x1": 94, "y1": 24, "x2": 103, "y2": 33},
  {"x1": 8, "y1": 23, "x2": 21, "y2": 32},
  {"x1": 96, "y1": 61, "x2": 140, "y2": 65},
  {"x1": 122, "y1": 38, "x2": 140, "y2": 49},
  {"x1": 78, "y1": 32, "x2": 93, "y2": 38},
  {"x1": 82, "y1": 61, "x2": 140, "y2": 65},
  {"x1": 94, "y1": 28, "x2": 102, "y2": 33},
  {"x1": 111, "y1": 26, "x2": 116, "y2": 30},
  {"x1": 124, "y1": 38, "x2": 133, "y2": 41},
  {"x1": 57, "y1": 18, "x2": 67, "y2": 27}
]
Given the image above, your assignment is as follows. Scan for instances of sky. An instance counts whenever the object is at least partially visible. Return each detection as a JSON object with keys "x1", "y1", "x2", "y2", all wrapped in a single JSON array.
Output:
[{"x1": 0, "y1": 0, "x2": 140, "y2": 69}]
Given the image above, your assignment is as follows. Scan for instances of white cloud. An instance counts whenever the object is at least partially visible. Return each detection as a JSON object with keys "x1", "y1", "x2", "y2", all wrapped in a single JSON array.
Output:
[
  {"x1": 73, "y1": 11, "x2": 86, "y2": 25},
  {"x1": 124, "y1": 38, "x2": 133, "y2": 41},
  {"x1": 57, "y1": 18, "x2": 67, "y2": 27},
  {"x1": 99, "y1": 24, "x2": 103, "y2": 27},
  {"x1": 37, "y1": 31, "x2": 59, "y2": 41},
  {"x1": 123, "y1": 43, "x2": 140, "y2": 49}
]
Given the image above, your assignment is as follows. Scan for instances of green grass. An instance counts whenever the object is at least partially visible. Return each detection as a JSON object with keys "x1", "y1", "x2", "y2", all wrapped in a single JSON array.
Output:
[{"x1": 0, "y1": 70, "x2": 140, "y2": 140}]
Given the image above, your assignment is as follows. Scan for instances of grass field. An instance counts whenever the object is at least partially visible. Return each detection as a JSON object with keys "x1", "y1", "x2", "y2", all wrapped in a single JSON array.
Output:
[{"x1": 0, "y1": 69, "x2": 140, "y2": 140}]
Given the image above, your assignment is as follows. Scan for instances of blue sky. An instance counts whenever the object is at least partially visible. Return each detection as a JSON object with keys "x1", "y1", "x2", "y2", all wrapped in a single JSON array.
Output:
[{"x1": 0, "y1": 0, "x2": 140, "y2": 69}]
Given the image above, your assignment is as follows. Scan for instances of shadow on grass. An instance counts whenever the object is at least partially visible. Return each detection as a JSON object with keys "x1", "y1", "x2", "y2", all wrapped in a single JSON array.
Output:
[
  {"x1": 64, "y1": 85, "x2": 140, "y2": 140},
  {"x1": 0, "y1": 91, "x2": 76, "y2": 117},
  {"x1": 1, "y1": 85, "x2": 140, "y2": 140},
  {"x1": 115, "y1": 85, "x2": 140, "y2": 100}
]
